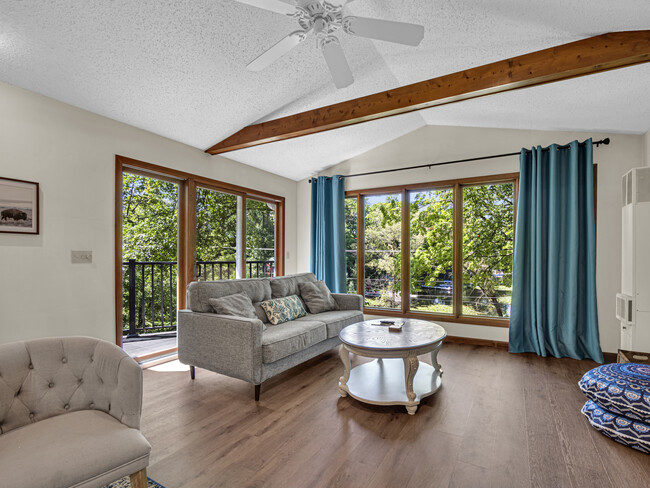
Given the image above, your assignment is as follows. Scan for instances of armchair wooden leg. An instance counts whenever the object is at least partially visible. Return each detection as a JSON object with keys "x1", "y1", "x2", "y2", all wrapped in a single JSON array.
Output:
[
  {"x1": 255, "y1": 384, "x2": 261, "y2": 401},
  {"x1": 129, "y1": 468, "x2": 148, "y2": 488},
  {"x1": 190, "y1": 365, "x2": 195, "y2": 380}
]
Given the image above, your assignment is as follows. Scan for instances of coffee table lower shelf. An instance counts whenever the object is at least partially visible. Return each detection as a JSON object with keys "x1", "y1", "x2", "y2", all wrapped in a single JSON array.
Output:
[{"x1": 339, "y1": 358, "x2": 442, "y2": 415}]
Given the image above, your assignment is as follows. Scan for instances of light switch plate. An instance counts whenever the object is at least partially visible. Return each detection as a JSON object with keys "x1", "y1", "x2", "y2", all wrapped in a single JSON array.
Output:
[{"x1": 71, "y1": 250, "x2": 92, "y2": 264}]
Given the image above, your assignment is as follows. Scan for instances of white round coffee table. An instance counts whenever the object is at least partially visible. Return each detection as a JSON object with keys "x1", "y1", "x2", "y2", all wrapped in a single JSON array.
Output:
[{"x1": 338, "y1": 319, "x2": 446, "y2": 415}]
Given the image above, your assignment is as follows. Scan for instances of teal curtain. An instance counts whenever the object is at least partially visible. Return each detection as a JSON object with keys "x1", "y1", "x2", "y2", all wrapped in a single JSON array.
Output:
[
  {"x1": 310, "y1": 176, "x2": 346, "y2": 293},
  {"x1": 509, "y1": 139, "x2": 604, "y2": 363}
]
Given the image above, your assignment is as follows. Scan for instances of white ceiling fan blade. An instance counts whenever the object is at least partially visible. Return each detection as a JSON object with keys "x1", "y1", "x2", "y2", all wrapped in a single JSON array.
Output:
[
  {"x1": 320, "y1": 37, "x2": 353, "y2": 89},
  {"x1": 233, "y1": 0, "x2": 297, "y2": 16},
  {"x1": 247, "y1": 31, "x2": 308, "y2": 71},
  {"x1": 343, "y1": 16, "x2": 424, "y2": 46}
]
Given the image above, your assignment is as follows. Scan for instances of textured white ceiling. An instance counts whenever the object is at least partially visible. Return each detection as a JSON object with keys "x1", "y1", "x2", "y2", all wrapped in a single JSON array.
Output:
[{"x1": 1, "y1": 0, "x2": 649, "y2": 181}]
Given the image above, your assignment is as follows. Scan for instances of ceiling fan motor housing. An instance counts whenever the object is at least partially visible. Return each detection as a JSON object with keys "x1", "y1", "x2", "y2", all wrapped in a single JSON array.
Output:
[{"x1": 297, "y1": 1, "x2": 342, "y2": 38}]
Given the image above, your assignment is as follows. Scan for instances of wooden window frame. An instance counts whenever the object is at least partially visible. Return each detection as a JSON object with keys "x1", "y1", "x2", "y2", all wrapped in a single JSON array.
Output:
[
  {"x1": 347, "y1": 172, "x2": 519, "y2": 328},
  {"x1": 114, "y1": 155, "x2": 285, "y2": 346}
]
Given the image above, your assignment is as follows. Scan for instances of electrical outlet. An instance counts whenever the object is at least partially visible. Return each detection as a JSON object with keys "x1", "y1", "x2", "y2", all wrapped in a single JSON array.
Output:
[{"x1": 71, "y1": 250, "x2": 92, "y2": 264}]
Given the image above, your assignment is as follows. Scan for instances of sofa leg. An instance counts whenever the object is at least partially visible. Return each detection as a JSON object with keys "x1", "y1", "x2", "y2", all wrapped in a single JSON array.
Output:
[
  {"x1": 190, "y1": 365, "x2": 195, "y2": 380},
  {"x1": 255, "y1": 384, "x2": 261, "y2": 401},
  {"x1": 129, "y1": 468, "x2": 147, "y2": 488}
]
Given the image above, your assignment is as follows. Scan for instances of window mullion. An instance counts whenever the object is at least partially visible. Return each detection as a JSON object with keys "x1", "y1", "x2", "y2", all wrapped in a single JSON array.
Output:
[{"x1": 452, "y1": 183, "x2": 463, "y2": 318}]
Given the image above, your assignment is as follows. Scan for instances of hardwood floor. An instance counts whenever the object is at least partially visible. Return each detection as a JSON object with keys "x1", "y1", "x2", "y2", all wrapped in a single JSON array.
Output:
[{"x1": 141, "y1": 344, "x2": 649, "y2": 488}]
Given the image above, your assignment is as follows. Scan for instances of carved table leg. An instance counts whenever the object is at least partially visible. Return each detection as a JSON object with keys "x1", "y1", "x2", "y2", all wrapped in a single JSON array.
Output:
[
  {"x1": 431, "y1": 342, "x2": 443, "y2": 376},
  {"x1": 403, "y1": 355, "x2": 419, "y2": 415},
  {"x1": 338, "y1": 345, "x2": 351, "y2": 397}
]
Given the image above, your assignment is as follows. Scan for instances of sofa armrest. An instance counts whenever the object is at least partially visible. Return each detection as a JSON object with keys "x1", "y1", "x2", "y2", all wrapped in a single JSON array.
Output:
[
  {"x1": 177, "y1": 310, "x2": 264, "y2": 384},
  {"x1": 332, "y1": 293, "x2": 363, "y2": 311}
]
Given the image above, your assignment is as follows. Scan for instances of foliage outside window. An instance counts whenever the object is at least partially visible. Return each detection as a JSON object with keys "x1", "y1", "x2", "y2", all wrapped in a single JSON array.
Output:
[{"x1": 345, "y1": 175, "x2": 516, "y2": 324}]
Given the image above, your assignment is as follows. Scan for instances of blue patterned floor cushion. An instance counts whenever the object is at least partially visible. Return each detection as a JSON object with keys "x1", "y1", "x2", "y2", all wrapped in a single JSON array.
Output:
[
  {"x1": 581, "y1": 400, "x2": 650, "y2": 454},
  {"x1": 578, "y1": 363, "x2": 650, "y2": 423}
]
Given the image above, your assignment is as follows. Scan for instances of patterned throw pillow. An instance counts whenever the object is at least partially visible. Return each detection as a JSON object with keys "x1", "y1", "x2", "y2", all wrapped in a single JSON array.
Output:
[{"x1": 260, "y1": 295, "x2": 308, "y2": 325}]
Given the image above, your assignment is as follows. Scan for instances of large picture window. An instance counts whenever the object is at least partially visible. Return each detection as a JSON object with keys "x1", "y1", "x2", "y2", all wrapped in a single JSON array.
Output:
[{"x1": 345, "y1": 174, "x2": 517, "y2": 326}]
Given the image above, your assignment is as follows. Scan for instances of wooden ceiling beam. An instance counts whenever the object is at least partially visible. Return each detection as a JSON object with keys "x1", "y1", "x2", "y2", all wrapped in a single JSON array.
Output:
[{"x1": 205, "y1": 31, "x2": 650, "y2": 155}]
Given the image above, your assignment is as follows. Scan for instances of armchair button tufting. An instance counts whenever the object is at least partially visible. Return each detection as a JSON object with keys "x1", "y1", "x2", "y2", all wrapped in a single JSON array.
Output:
[
  {"x1": 64, "y1": 404, "x2": 70, "y2": 410},
  {"x1": 29, "y1": 413, "x2": 35, "y2": 419},
  {"x1": 78, "y1": 378, "x2": 83, "y2": 384},
  {"x1": 89, "y1": 403, "x2": 94, "y2": 408},
  {"x1": 28, "y1": 364, "x2": 33, "y2": 369},
  {"x1": 62, "y1": 357, "x2": 67, "y2": 363},
  {"x1": 48, "y1": 382, "x2": 54, "y2": 388}
]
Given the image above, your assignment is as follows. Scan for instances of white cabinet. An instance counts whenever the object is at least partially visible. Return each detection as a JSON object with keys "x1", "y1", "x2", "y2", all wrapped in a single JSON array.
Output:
[{"x1": 619, "y1": 167, "x2": 650, "y2": 351}]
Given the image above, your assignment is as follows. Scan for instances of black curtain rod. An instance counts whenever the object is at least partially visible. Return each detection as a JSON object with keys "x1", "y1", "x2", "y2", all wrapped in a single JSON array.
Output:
[{"x1": 308, "y1": 138, "x2": 610, "y2": 183}]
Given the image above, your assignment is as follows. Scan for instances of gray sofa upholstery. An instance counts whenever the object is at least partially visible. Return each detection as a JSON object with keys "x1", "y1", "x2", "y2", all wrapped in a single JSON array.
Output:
[
  {"x1": 178, "y1": 272, "x2": 363, "y2": 399},
  {"x1": 0, "y1": 336, "x2": 151, "y2": 488}
]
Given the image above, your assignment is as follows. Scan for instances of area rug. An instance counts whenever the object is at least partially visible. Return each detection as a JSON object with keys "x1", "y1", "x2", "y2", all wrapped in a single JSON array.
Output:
[{"x1": 104, "y1": 477, "x2": 166, "y2": 488}]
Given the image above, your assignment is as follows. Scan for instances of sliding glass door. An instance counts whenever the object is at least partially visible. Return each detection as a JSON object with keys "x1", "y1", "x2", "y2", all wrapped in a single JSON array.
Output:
[{"x1": 115, "y1": 155, "x2": 285, "y2": 351}]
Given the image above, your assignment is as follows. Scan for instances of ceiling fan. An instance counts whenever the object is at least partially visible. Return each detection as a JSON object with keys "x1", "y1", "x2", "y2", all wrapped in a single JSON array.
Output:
[{"x1": 235, "y1": 0, "x2": 425, "y2": 88}]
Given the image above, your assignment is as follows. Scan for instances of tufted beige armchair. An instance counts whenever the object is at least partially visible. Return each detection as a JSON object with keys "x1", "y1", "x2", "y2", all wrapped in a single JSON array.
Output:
[{"x1": 0, "y1": 336, "x2": 151, "y2": 488}]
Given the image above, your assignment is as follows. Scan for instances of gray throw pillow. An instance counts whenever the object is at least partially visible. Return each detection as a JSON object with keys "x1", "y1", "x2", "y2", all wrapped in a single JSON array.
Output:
[
  {"x1": 209, "y1": 292, "x2": 257, "y2": 319},
  {"x1": 299, "y1": 281, "x2": 339, "y2": 314}
]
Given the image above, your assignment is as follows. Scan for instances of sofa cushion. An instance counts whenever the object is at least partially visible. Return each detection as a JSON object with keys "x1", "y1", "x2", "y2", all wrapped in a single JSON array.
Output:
[
  {"x1": 299, "y1": 281, "x2": 339, "y2": 314},
  {"x1": 260, "y1": 295, "x2": 308, "y2": 325},
  {"x1": 209, "y1": 292, "x2": 257, "y2": 318},
  {"x1": 187, "y1": 278, "x2": 271, "y2": 322},
  {"x1": 262, "y1": 320, "x2": 327, "y2": 363},
  {"x1": 0, "y1": 409, "x2": 150, "y2": 488},
  {"x1": 579, "y1": 363, "x2": 650, "y2": 422},
  {"x1": 581, "y1": 399, "x2": 650, "y2": 454},
  {"x1": 295, "y1": 310, "x2": 363, "y2": 338},
  {"x1": 270, "y1": 272, "x2": 317, "y2": 299}
]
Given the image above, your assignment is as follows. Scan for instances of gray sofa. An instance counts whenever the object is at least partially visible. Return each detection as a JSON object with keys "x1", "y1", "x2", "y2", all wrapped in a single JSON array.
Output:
[
  {"x1": 0, "y1": 336, "x2": 151, "y2": 488},
  {"x1": 178, "y1": 272, "x2": 363, "y2": 399}
]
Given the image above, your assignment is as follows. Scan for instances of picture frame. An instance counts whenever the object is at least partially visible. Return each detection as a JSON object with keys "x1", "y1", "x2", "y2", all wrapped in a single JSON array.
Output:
[{"x1": 0, "y1": 176, "x2": 39, "y2": 235}]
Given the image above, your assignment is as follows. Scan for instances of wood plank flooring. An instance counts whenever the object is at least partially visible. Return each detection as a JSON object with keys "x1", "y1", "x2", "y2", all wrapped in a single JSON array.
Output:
[{"x1": 140, "y1": 344, "x2": 650, "y2": 488}]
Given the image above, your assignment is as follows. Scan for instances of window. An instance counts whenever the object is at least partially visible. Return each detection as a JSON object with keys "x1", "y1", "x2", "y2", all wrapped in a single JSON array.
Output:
[
  {"x1": 246, "y1": 199, "x2": 276, "y2": 278},
  {"x1": 345, "y1": 174, "x2": 517, "y2": 326},
  {"x1": 461, "y1": 184, "x2": 514, "y2": 318},
  {"x1": 409, "y1": 188, "x2": 454, "y2": 314},
  {"x1": 344, "y1": 197, "x2": 358, "y2": 293},
  {"x1": 195, "y1": 187, "x2": 238, "y2": 280},
  {"x1": 364, "y1": 193, "x2": 402, "y2": 309}
]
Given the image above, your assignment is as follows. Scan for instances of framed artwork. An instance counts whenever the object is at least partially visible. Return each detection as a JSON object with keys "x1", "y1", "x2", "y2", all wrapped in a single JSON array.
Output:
[{"x1": 0, "y1": 177, "x2": 39, "y2": 235}]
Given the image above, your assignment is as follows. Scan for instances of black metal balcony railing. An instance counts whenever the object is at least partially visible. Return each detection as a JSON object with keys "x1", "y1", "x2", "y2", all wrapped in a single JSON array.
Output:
[{"x1": 122, "y1": 259, "x2": 275, "y2": 338}]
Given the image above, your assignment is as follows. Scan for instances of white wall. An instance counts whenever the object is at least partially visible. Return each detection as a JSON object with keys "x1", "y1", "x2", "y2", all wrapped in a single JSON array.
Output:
[
  {"x1": 0, "y1": 81, "x2": 297, "y2": 345},
  {"x1": 297, "y1": 125, "x2": 645, "y2": 353}
]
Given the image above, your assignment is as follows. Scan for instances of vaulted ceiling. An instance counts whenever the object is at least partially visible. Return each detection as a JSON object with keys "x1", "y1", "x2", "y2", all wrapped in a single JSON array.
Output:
[{"x1": 1, "y1": 0, "x2": 649, "y2": 180}]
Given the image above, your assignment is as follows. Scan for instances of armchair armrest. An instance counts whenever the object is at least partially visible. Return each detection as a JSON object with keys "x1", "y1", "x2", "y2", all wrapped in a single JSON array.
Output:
[
  {"x1": 332, "y1": 293, "x2": 363, "y2": 311},
  {"x1": 177, "y1": 311, "x2": 265, "y2": 384}
]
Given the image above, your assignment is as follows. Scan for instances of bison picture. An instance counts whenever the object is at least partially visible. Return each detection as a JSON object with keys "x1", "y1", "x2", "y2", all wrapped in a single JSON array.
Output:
[{"x1": 1, "y1": 208, "x2": 27, "y2": 221}]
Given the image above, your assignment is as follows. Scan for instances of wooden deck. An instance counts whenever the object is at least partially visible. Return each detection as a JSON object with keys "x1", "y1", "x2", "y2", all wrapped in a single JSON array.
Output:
[
  {"x1": 123, "y1": 334, "x2": 177, "y2": 361},
  {"x1": 139, "y1": 343, "x2": 650, "y2": 488}
]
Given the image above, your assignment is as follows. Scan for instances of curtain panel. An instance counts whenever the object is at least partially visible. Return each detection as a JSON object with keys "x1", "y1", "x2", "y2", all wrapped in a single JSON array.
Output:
[
  {"x1": 509, "y1": 139, "x2": 604, "y2": 363},
  {"x1": 310, "y1": 176, "x2": 346, "y2": 293}
]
